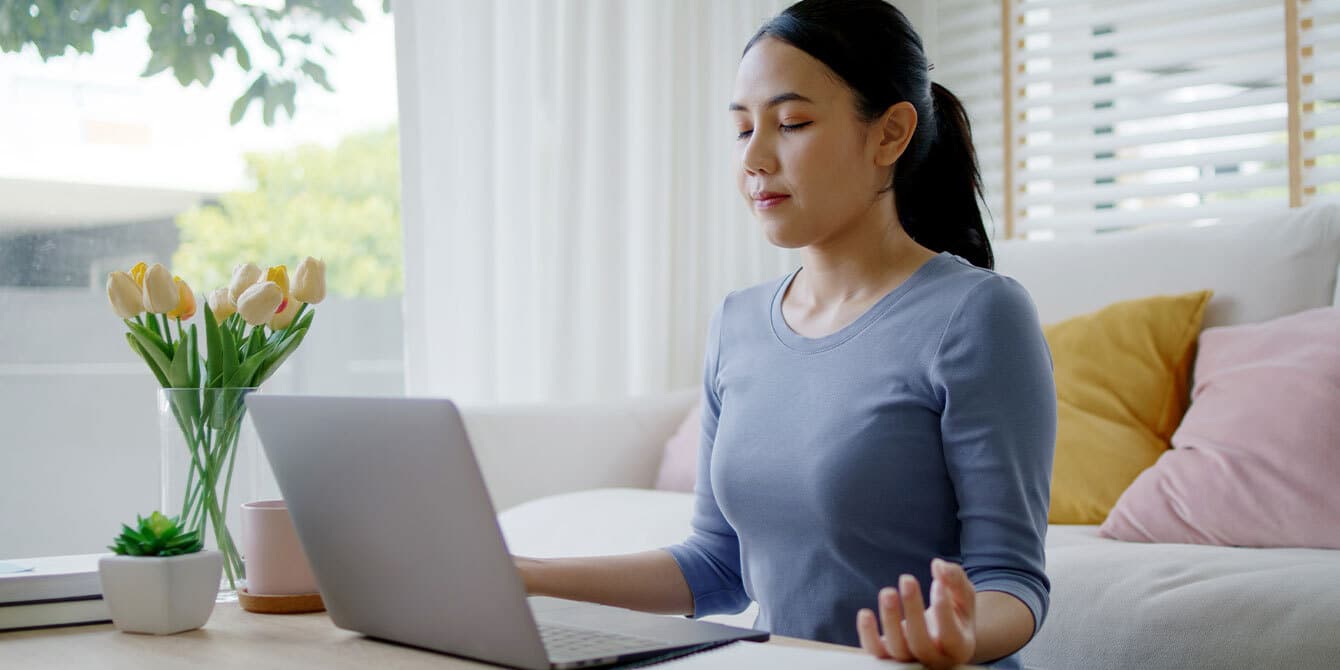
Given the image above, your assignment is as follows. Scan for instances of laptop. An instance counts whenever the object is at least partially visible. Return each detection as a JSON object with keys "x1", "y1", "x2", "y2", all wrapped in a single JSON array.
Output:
[{"x1": 245, "y1": 394, "x2": 768, "y2": 669}]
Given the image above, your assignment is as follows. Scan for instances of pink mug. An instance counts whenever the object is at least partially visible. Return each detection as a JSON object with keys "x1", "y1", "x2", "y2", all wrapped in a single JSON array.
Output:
[{"x1": 241, "y1": 500, "x2": 319, "y2": 595}]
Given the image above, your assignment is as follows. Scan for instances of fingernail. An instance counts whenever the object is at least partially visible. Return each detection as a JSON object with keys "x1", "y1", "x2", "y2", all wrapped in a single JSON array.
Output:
[{"x1": 880, "y1": 589, "x2": 895, "y2": 606}]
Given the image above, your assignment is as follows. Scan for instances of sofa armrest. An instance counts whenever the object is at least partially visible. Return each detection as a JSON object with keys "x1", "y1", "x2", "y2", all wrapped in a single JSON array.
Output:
[{"x1": 459, "y1": 388, "x2": 698, "y2": 511}]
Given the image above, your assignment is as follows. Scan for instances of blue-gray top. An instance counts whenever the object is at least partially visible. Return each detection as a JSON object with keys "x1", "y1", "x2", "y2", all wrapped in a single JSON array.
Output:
[{"x1": 664, "y1": 252, "x2": 1056, "y2": 669}]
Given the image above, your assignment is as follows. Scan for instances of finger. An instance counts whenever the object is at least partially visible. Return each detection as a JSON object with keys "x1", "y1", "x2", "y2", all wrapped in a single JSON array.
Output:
[
  {"x1": 933, "y1": 558, "x2": 976, "y2": 620},
  {"x1": 899, "y1": 574, "x2": 948, "y2": 666},
  {"x1": 856, "y1": 609, "x2": 890, "y2": 658},
  {"x1": 878, "y1": 587, "x2": 912, "y2": 661},
  {"x1": 931, "y1": 579, "x2": 965, "y2": 653}
]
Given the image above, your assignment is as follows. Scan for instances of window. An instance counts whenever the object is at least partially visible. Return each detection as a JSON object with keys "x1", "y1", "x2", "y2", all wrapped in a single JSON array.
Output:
[
  {"x1": 0, "y1": 3, "x2": 402, "y2": 560},
  {"x1": 929, "y1": 0, "x2": 1340, "y2": 238}
]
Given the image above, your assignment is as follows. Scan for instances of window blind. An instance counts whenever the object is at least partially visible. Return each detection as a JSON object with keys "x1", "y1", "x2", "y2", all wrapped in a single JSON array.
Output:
[
  {"x1": 931, "y1": 0, "x2": 1007, "y2": 238},
  {"x1": 1300, "y1": 0, "x2": 1340, "y2": 204},
  {"x1": 1008, "y1": 0, "x2": 1292, "y2": 236}
]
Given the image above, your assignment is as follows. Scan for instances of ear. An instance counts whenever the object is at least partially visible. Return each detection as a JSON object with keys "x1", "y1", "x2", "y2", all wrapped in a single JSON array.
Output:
[{"x1": 873, "y1": 101, "x2": 918, "y2": 167}]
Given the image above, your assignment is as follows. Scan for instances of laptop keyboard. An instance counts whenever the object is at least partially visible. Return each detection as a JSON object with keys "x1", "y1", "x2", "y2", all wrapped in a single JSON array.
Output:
[{"x1": 539, "y1": 622, "x2": 667, "y2": 660}]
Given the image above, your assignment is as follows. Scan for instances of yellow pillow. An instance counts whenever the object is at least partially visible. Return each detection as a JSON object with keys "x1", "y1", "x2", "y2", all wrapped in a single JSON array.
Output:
[{"x1": 1044, "y1": 290, "x2": 1212, "y2": 524}]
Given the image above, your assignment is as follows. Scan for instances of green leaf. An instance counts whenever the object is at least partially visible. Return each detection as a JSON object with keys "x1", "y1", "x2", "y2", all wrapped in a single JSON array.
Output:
[
  {"x1": 253, "y1": 324, "x2": 308, "y2": 387},
  {"x1": 229, "y1": 75, "x2": 267, "y2": 125},
  {"x1": 168, "y1": 329, "x2": 191, "y2": 388},
  {"x1": 127, "y1": 328, "x2": 173, "y2": 384},
  {"x1": 204, "y1": 302, "x2": 222, "y2": 386},
  {"x1": 225, "y1": 349, "x2": 269, "y2": 389},
  {"x1": 259, "y1": 28, "x2": 283, "y2": 63},
  {"x1": 141, "y1": 49, "x2": 172, "y2": 77},
  {"x1": 232, "y1": 35, "x2": 251, "y2": 70},
  {"x1": 188, "y1": 324, "x2": 201, "y2": 387},
  {"x1": 220, "y1": 323, "x2": 238, "y2": 385},
  {"x1": 126, "y1": 333, "x2": 171, "y2": 388},
  {"x1": 299, "y1": 60, "x2": 333, "y2": 92}
]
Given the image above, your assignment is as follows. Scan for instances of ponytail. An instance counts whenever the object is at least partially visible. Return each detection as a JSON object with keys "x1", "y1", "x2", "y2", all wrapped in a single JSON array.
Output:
[
  {"x1": 894, "y1": 83, "x2": 993, "y2": 270},
  {"x1": 746, "y1": 0, "x2": 996, "y2": 270}
]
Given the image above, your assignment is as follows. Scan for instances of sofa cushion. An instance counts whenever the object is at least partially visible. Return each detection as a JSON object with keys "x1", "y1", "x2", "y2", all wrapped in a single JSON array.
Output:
[
  {"x1": 500, "y1": 489, "x2": 1340, "y2": 669},
  {"x1": 1044, "y1": 290, "x2": 1212, "y2": 524},
  {"x1": 994, "y1": 203, "x2": 1340, "y2": 329},
  {"x1": 653, "y1": 403, "x2": 700, "y2": 493},
  {"x1": 1027, "y1": 525, "x2": 1340, "y2": 670},
  {"x1": 1099, "y1": 306, "x2": 1340, "y2": 548}
]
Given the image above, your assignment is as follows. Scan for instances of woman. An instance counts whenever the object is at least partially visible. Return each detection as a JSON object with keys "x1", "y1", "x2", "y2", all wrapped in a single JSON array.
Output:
[{"x1": 515, "y1": 1, "x2": 1056, "y2": 667}]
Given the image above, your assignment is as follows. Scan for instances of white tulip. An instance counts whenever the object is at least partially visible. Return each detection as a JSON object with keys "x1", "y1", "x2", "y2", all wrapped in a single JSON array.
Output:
[
  {"x1": 228, "y1": 262, "x2": 263, "y2": 303},
  {"x1": 236, "y1": 281, "x2": 284, "y2": 326},
  {"x1": 208, "y1": 287, "x2": 236, "y2": 321},
  {"x1": 141, "y1": 263, "x2": 179, "y2": 314},
  {"x1": 106, "y1": 272, "x2": 143, "y2": 319},
  {"x1": 291, "y1": 257, "x2": 327, "y2": 304}
]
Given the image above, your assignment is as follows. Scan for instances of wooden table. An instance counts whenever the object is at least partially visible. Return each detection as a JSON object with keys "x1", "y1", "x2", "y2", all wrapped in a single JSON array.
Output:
[{"x1": 2, "y1": 602, "x2": 926, "y2": 668}]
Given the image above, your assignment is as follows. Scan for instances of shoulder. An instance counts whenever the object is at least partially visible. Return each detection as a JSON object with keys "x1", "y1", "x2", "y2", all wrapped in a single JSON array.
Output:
[
  {"x1": 933, "y1": 254, "x2": 1040, "y2": 331},
  {"x1": 714, "y1": 269, "x2": 795, "y2": 325}
]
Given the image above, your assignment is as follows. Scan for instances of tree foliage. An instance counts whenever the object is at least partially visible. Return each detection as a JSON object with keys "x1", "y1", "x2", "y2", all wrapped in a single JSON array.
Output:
[
  {"x1": 173, "y1": 126, "x2": 402, "y2": 297},
  {"x1": 0, "y1": 0, "x2": 389, "y2": 125}
]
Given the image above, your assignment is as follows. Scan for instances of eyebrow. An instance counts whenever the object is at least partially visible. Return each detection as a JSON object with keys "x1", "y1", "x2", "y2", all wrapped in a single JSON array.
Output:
[{"x1": 728, "y1": 92, "x2": 814, "y2": 112}]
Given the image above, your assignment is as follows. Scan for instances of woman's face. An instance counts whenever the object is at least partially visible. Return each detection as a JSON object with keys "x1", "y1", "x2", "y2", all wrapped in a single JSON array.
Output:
[{"x1": 732, "y1": 38, "x2": 904, "y2": 249}]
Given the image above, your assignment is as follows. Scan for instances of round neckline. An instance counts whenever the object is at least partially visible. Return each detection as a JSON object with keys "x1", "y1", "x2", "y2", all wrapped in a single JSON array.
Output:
[{"x1": 770, "y1": 251, "x2": 950, "y2": 353}]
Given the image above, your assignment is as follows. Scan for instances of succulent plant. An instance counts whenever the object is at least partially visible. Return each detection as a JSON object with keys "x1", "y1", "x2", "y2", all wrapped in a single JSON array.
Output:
[{"x1": 108, "y1": 512, "x2": 204, "y2": 557}]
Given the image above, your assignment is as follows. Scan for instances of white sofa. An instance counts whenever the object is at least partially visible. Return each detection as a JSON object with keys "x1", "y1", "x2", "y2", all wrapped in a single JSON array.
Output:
[{"x1": 464, "y1": 204, "x2": 1340, "y2": 669}]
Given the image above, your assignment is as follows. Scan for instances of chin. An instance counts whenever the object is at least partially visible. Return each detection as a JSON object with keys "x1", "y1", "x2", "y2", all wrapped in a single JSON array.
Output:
[{"x1": 758, "y1": 216, "x2": 810, "y2": 250}]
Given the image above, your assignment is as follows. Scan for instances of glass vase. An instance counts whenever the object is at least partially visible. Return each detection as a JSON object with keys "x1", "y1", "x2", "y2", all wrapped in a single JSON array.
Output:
[{"x1": 158, "y1": 387, "x2": 278, "y2": 601}]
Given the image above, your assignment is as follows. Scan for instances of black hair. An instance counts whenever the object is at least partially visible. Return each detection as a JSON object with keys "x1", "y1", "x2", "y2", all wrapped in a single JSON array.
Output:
[{"x1": 744, "y1": 0, "x2": 993, "y2": 269}]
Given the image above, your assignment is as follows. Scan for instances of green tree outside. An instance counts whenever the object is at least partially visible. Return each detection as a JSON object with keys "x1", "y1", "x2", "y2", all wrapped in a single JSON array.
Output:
[{"x1": 173, "y1": 125, "x2": 402, "y2": 298}]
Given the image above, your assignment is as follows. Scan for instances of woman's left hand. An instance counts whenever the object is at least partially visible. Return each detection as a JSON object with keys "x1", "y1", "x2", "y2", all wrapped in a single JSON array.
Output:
[{"x1": 855, "y1": 557, "x2": 976, "y2": 669}]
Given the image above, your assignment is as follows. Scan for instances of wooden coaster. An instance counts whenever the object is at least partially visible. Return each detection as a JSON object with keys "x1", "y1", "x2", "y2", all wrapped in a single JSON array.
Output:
[{"x1": 237, "y1": 587, "x2": 326, "y2": 614}]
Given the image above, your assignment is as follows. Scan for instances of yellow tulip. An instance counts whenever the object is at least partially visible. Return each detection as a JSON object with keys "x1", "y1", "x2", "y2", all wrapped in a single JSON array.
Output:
[
  {"x1": 236, "y1": 281, "x2": 284, "y2": 326},
  {"x1": 166, "y1": 276, "x2": 196, "y2": 320},
  {"x1": 106, "y1": 272, "x2": 143, "y2": 319},
  {"x1": 291, "y1": 257, "x2": 326, "y2": 304},
  {"x1": 270, "y1": 295, "x2": 302, "y2": 330},
  {"x1": 265, "y1": 265, "x2": 290, "y2": 296},
  {"x1": 207, "y1": 288, "x2": 236, "y2": 321},
  {"x1": 129, "y1": 262, "x2": 147, "y2": 288},
  {"x1": 141, "y1": 263, "x2": 179, "y2": 314},
  {"x1": 228, "y1": 263, "x2": 263, "y2": 302}
]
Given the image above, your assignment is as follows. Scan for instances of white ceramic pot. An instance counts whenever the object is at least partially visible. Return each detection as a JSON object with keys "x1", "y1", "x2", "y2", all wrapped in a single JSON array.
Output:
[{"x1": 98, "y1": 550, "x2": 223, "y2": 635}]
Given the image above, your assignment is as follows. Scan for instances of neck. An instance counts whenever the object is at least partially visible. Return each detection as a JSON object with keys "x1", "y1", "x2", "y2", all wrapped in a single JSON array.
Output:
[{"x1": 792, "y1": 197, "x2": 934, "y2": 306}]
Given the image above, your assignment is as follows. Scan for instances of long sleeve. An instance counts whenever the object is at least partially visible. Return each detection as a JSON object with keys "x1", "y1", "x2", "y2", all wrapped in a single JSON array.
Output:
[
  {"x1": 662, "y1": 302, "x2": 752, "y2": 617},
  {"x1": 930, "y1": 274, "x2": 1056, "y2": 637}
]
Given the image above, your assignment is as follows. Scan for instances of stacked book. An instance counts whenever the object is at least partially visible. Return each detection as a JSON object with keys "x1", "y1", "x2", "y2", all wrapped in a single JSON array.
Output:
[{"x1": 0, "y1": 554, "x2": 111, "y2": 632}]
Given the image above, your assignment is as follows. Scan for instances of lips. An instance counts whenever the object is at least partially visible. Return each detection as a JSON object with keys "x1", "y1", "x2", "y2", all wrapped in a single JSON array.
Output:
[{"x1": 753, "y1": 191, "x2": 790, "y2": 209}]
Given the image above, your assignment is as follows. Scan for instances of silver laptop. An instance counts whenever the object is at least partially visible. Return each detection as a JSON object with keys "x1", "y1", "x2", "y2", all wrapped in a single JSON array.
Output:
[{"x1": 245, "y1": 394, "x2": 768, "y2": 669}]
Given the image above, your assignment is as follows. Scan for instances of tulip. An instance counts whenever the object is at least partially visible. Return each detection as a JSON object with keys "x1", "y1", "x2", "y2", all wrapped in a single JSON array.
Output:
[
  {"x1": 236, "y1": 281, "x2": 284, "y2": 326},
  {"x1": 228, "y1": 263, "x2": 263, "y2": 302},
  {"x1": 142, "y1": 263, "x2": 180, "y2": 314},
  {"x1": 106, "y1": 272, "x2": 143, "y2": 319},
  {"x1": 270, "y1": 295, "x2": 302, "y2": 330},
  {"x1": 207, "y1": 287, "x2": 236, "y2": 321},
  {"x1": 129, "y1": 262, "x2": 147, "y2": 288},
  {"x1": 265, "y1": 265, "x2": 291, "y2": 313},
  {"x1": 166, "y1": 277, "x2": 196, "y2": 320},
  {"x1": 291, "y1": 257, "x2": 326, "y2": 304}
]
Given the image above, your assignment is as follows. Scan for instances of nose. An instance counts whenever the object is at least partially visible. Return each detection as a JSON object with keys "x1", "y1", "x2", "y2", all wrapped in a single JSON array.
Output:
[{"x1": 741, "y1": 132, "x2": 777, "y2": 176}]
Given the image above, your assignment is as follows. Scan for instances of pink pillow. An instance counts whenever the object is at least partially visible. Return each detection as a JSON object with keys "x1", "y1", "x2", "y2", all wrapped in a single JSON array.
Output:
[
  {"x1": 1100, "y1": 306, "x2": 1340, "y2": 548},
  {"x1": 654, "y1": 403, "x2": 701, "y2": 492}
]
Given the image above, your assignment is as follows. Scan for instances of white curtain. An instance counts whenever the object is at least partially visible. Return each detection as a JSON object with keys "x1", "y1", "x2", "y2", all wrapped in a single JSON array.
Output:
[{"x1": 394, "y1": 0, "x2": 798, "y2": 403}]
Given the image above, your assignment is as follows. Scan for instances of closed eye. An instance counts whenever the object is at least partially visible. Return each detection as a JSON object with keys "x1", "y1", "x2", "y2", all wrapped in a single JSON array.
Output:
[{"x1": 736, "y1": 121, "x2": 813, "y2": 141}]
